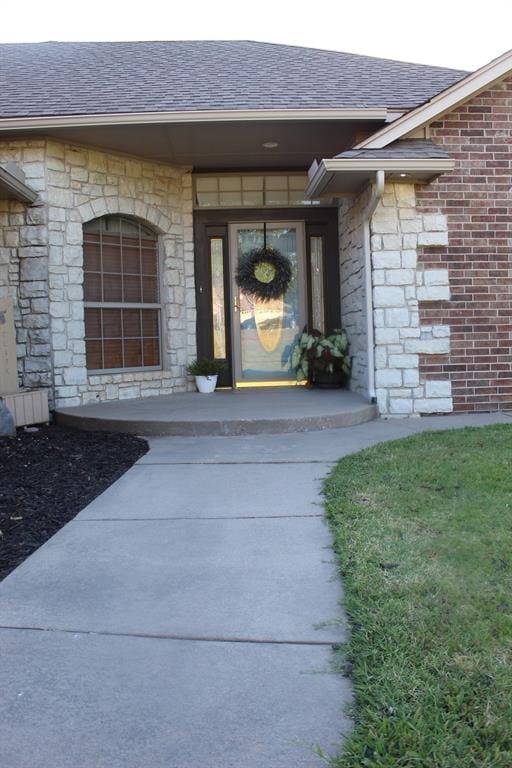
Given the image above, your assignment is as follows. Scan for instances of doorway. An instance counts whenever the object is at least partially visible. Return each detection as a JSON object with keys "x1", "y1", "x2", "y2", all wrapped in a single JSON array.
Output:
[{"x1": 193, "y1": 208, "x2": 340, "y2": 388}]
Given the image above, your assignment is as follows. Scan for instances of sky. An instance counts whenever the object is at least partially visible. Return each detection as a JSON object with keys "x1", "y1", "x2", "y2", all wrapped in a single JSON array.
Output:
[{"x1": 0, "y1": 0, "x2": 511, "y2": 71}]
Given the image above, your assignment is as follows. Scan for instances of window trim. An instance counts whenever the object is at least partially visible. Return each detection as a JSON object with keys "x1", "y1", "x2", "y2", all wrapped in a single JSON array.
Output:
[{"x1": 84, "y1": 215, "x2": 164, "y2": 374}]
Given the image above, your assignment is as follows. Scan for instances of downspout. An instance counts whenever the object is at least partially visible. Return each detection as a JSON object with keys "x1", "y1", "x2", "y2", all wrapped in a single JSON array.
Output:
[{"x1": 362, "y1": 170, "x2": 385, "y2": 401}]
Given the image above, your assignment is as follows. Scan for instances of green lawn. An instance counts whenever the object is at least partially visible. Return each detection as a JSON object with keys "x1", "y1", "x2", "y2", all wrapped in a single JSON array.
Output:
[{"x1": 325, "y1": 425, "x2": 512, "y2": 768}]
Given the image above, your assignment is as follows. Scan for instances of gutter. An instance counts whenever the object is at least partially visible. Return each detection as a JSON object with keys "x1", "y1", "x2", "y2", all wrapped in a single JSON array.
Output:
[
  {"x1": 0, "y1": 107, "x2": 391, "y2": 132},
  {"x1": 0, "y1": 164, "x2": 38, "y2": 204},
  {"x1": 362, "y1": 170, "x2": 385, "y2": 401},
  {"x1": 305, "y1": 159, "x2": 333, "y2": 200}
]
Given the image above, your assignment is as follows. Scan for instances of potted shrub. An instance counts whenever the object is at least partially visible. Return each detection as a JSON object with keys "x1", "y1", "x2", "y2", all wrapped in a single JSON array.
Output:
[
  {"x1": 187, "y1": 359, "x2": 226, "y2": 394},
  {"x1": 290, "y1": 328, "x2": 351, "y2": 388}
]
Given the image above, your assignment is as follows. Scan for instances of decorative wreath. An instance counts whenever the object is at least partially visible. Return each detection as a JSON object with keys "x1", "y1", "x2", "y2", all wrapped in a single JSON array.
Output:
[{"x1": 236, "y1": 247, "x2": 292, "y2": 301}]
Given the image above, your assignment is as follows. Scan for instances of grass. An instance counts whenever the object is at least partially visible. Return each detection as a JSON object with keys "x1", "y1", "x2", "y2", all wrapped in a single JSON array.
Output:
[{"x1": 324, "y1": 424, "x2": 512, "y2": 768}]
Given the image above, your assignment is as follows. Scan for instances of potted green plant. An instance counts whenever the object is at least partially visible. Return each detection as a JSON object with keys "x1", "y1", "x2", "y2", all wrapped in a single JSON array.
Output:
[
  {"x1": 187, "y1": 359, "x2": 226, "y2": 394},
  {"x1": 290, "y1": 328, "x2": 351, "y2": 388}
]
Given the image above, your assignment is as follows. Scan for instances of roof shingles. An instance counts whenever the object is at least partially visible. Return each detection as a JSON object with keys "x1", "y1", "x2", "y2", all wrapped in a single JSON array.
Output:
[
  {"x1": 335, "y1": 139, "x2": 451, "y2": 160},
  {"x1": 0, "y1": 40, "x2": 468, "y2": 118}
]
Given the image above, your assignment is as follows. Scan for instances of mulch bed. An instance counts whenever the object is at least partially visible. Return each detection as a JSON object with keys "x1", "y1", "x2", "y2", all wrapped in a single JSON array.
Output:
[{"x1": 0, "y1": 425, "x2": 148, "y2": 581}]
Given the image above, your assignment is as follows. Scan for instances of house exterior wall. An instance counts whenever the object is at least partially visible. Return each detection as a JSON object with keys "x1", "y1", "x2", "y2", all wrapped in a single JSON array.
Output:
[
  {"x1": 0, "y1": 138, "x2": 196, "y2": 407},
  {"x1": 337, "y1": 180, "x2": 454, "y2": 415},
  {"x1": 338, "y1": 189, "x2": 370, "y2": 396},
  {"x1": 3, "y1": 73, "x2": 510, "y2": 418},
  {"x1": 0, "y1": 140, "x2": 52, "y2": 393},
  {"x1": 415, "y1": 76, "x2": 512, "y2": 412},
  {"x1": 371, "y1": 183, "x2": 453, "y2": 415}
]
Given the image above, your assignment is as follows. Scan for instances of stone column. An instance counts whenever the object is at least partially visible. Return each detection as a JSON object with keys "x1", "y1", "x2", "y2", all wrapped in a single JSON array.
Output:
[{"x1": 371, "y1": 183, "x2": 452, "y2": 416}]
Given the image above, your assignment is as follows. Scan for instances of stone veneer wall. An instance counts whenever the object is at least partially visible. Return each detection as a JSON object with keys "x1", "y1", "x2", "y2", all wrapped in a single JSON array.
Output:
[
  {"x1": 338, "y1": 189, "x2": 370, "y2": 396},
  {"x1": 0, "y1": 140, "x2": 51, "y2": 392},
  {"x1": 371, "y1": 182, "x2": 453, "y2": 416},
  {"x1": 0, "y1": 138, "x2": 195, "y2": 407},
  {"x1": 415, "y1": 76, "x2": 512, "y2": 412}
]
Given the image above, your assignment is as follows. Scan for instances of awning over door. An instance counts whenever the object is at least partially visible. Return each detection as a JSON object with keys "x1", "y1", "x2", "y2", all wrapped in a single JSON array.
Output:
[{"x1": 306, "y1": 139, "x2": 454, "y2": 197}]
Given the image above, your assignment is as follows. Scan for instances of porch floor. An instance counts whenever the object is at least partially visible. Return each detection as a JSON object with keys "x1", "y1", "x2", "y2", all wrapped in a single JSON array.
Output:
[{"x1": 55, "y1": 387, "x2": 377, "y2": 436}]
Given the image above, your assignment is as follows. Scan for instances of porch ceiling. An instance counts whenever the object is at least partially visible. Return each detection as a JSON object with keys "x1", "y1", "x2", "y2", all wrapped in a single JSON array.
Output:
[{"x1": 1, "y1": 119, "x2": 384, "y2": 170}]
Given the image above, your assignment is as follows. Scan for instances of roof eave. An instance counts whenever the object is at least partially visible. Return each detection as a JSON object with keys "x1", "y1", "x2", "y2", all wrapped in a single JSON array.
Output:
[
  {"x1": 356, "y1": 48, "x2": 512, "y2": 149},
  {"x1": 306, "y1": 157, "x2": 454, "y2": 198},
  {"x1": 0, "y1": 165, "x2": 38, "y2": 204},
  {"x1": 0, "y1": 107, "x2": 394, "y2": 132}
]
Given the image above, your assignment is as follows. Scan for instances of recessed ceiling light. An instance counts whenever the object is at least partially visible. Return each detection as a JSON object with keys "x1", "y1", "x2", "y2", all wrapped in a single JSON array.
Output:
[
  {"x1": 399, "y1": 173, "x2": 408, "y2": 178},
  {"x1": 262, "y1": 141, "x2": 279, "y2": 149}
]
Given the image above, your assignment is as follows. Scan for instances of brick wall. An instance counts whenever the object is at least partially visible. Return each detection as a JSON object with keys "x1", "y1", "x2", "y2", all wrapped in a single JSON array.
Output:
[{"x1": 416, "y1": 76, "x2": 512, "y2": 412}]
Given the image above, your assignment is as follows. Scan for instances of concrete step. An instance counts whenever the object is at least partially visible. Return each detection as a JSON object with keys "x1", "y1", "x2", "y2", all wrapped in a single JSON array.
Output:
[{"x1": 55, "y1": 388, "x2": 377, "y2": 436}]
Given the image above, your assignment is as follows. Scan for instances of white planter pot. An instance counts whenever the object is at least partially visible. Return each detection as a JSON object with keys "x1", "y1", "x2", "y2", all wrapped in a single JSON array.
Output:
[{"x1": 195, "y1": 374, "x2": 218, "y2": 394}]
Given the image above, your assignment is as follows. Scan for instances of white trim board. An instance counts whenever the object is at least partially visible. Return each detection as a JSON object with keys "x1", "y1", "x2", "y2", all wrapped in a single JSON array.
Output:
[{"x1": 356, "y1": 48, "x2": 512, "y2": 149}]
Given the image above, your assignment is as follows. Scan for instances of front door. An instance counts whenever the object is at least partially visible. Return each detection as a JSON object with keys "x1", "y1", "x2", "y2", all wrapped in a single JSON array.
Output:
[
  {"x1": 193, "y1": 207, "x2": 340, "y2": 388},
  {"x1": 229, "y1": 222, "x2": 306, "y2": 385}
]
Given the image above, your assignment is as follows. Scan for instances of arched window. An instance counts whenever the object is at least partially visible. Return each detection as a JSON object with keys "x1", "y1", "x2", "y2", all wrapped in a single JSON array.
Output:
[{"x1": 83, "y1": 215, "x2": 161, "y2": 371}]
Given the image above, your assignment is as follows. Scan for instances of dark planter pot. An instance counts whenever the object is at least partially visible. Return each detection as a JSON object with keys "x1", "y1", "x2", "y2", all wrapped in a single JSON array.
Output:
[{"x1": 311, "y1": 370, "x2": 346, "y2": 389}]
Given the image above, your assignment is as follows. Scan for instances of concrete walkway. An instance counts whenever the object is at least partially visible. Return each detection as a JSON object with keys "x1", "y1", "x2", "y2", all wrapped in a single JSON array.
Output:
[{"x1": 0, "y1": 412, "x2": 510, "y2": 767}]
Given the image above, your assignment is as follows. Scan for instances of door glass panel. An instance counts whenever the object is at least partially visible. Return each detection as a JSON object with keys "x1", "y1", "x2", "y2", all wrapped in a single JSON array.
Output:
[
  {"x1": 235, "y1": 224, "x2": 304, "y2": 382},
  {"x1": 194, "y1": 174, "x2": 321, "y2": 208},
  {"x1": 210, "y1": 238, "x2": 227, "y2": 359},
  {"x1": 242, "y1": 176, "x2": 263, "y2": 191},
  {"x1": 218, "y1": 177, "x2": 241, "y2": 192},
  {"x1": 219, "y1": 191, "x2": 243, "y2": 207},
  {"x1": 265, "y1": 189, "x2": 289, "y2": 206},
  {"x1": 310, "y1": 235, "x2": 325, "y2": 332},
  {"x1": 242, "y1": 190, "x2": 264, "y2": 206}
]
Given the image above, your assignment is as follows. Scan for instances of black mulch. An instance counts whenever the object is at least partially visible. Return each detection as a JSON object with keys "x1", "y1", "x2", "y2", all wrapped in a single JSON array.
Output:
[{"x1": 0, "y1": 425, "x2": 148, "y2": 581}]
